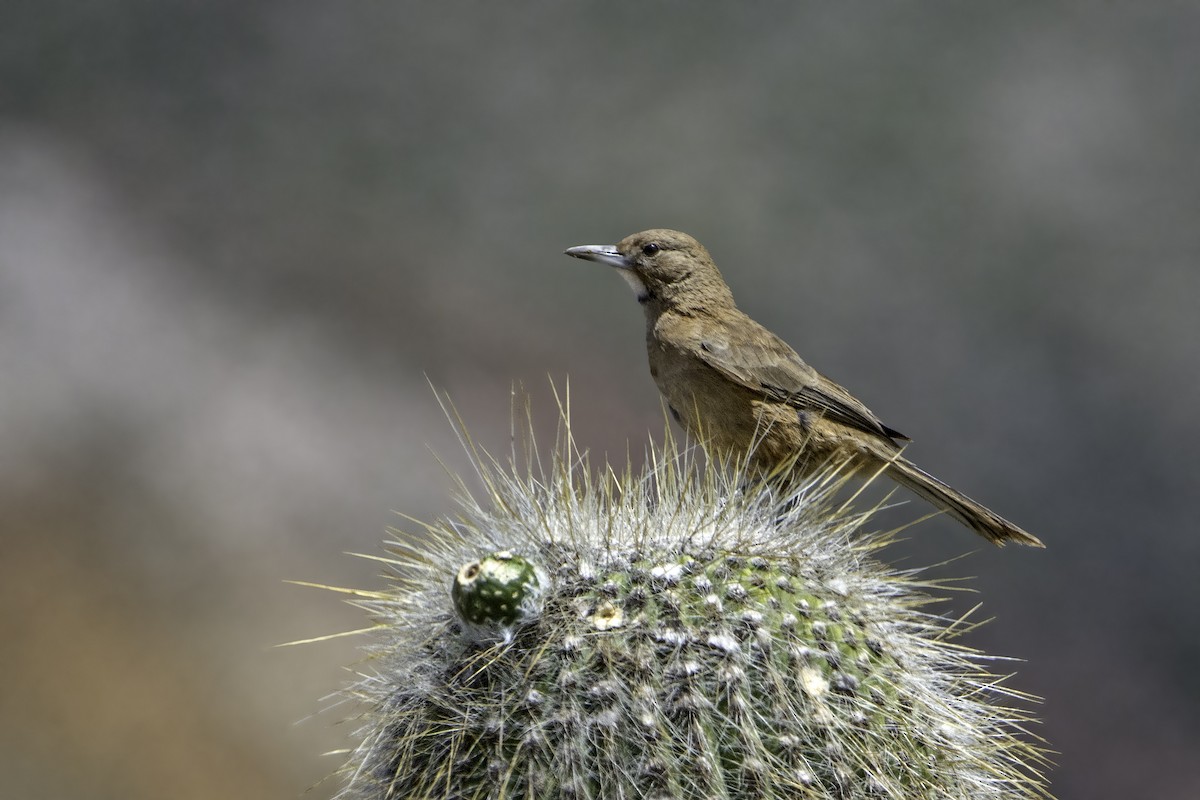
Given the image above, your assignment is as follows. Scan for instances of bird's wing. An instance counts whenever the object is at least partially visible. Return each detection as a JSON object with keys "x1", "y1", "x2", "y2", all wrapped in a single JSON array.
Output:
[{"x1": 694, "y1": 322, "x2": 909, "y2": 443}]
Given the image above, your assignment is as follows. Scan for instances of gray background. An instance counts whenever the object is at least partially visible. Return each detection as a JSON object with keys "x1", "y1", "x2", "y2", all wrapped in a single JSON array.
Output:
[{"x1": 2, "y1": 3, "x2": 1197, "y2": 798}]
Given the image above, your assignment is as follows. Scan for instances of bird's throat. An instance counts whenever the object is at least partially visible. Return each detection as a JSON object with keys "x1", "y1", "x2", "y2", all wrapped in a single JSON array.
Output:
[{"x1": 617, "y1": 269, "x2": 652, "y2": 303}]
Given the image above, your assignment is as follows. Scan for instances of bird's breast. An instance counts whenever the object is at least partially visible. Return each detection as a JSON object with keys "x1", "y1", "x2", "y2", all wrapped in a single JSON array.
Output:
[{"x1": 646, "y1": 332, "x2": 765, "y2": 455}]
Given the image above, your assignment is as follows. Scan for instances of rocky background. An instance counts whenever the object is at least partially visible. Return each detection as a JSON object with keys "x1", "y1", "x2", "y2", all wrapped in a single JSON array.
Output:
[{"x1": 2, "y1": 3, "x2": 1197, "y2": 798}]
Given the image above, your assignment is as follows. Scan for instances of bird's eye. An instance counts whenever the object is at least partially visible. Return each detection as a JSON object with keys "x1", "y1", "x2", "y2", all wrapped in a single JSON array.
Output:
[{"x1": 642, "y1": 243, "x2": 661, "y2": 256}]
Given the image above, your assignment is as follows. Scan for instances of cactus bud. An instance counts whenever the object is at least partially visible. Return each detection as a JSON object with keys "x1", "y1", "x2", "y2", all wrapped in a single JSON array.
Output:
[{"x1": 451, "y1": 550, "x2": 543, "y2": 630}]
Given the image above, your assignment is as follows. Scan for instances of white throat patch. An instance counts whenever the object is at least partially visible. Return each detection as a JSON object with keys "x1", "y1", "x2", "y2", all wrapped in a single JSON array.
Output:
[{"x1": 616, "y1": 269, "x2": 648, "y2": 301}]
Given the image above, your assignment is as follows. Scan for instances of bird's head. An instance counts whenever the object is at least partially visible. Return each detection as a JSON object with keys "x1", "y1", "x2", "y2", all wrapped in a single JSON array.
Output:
[{"x1": 565, "y1": 229, "x2": 734, "y2": 312}]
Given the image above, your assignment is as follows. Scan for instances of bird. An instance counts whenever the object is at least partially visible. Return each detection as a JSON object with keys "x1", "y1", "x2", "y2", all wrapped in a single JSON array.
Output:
[{"x1": 565, "y1": 229, "x2": 1043, "y2": 547}]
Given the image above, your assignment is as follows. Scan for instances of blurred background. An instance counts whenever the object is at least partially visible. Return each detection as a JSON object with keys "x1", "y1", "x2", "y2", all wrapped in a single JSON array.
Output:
[{"x1": 2, "y1": 2, "x2": 1197, "y2": 798}]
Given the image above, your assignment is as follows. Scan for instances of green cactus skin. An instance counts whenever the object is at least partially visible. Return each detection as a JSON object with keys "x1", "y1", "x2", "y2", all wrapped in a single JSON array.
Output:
[{"x1": 328, "y1": 406, "x2": 1050, "y2": 800}]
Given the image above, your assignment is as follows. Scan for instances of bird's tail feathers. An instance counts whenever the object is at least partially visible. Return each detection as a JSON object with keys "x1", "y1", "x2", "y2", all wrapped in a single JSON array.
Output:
[{"x1": 885, "y1": 457, "x2": 1044, "y2": 548}]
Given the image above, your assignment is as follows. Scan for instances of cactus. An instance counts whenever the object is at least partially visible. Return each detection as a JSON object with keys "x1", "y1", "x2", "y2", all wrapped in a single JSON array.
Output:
[{"x1": 322, "y1": 395, "x2": 1050, "y2": 799}]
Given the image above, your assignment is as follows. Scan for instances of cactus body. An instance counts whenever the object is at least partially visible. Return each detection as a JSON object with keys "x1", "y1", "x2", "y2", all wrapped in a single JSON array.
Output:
[{"x1": 328, "y1": 410, "x2": 1048, "y2": 799}]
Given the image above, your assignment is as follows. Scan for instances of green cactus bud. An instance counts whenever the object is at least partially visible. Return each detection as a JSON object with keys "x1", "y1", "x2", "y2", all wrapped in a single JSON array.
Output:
[
  {"x1": 320, "y1": 398, "x2": 1051, "y2": 799},
  {"x1": 451, "y1": 550, "x2": 543, "y2": 628}
]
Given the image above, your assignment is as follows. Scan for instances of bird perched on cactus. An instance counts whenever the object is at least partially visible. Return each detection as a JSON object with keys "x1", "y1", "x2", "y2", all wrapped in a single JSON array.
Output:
[{"x1": 566, "y1": 229, "x2": 1042, "y2": 547}]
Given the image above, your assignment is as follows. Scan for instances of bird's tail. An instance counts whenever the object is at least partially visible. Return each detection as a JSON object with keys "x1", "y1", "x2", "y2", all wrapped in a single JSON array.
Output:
[{"x1": 885, "y1": 456, "x2": 1044, "y2": 547}]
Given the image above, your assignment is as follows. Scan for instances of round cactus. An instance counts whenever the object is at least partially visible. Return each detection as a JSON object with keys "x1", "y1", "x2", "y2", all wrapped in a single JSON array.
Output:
[{"x1": 325, "y1": 404, "x2": 1049, "y2": 799}]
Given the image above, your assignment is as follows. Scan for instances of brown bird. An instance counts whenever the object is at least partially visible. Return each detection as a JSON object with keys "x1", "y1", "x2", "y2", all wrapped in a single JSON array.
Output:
[{"x1": 565, "y1": 229, "x2": 1043, "y2": 547}]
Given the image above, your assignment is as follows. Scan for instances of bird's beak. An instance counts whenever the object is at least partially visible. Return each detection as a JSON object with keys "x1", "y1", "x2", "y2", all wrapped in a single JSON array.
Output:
[{"x1": 564, "y1": 244, "x2": 632, "y2": 270}]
